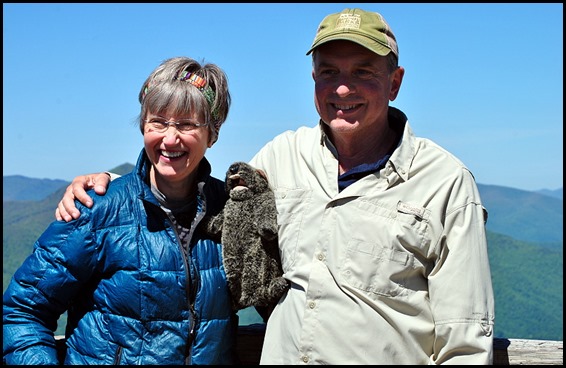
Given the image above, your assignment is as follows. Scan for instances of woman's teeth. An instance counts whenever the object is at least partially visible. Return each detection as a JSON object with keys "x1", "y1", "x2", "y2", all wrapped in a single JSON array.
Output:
[{"x1": 161, "y1": 150, "x2": 184, "y2": 158}]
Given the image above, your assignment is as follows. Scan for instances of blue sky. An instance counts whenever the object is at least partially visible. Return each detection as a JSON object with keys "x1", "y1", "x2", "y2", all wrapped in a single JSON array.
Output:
[{"x1": 3, "y1": 3, "x2": 563, "y2": 192}]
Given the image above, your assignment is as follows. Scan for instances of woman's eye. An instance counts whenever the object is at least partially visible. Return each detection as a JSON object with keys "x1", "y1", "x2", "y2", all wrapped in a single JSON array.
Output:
[{"x1": 178, "y1": 123, "x2": 193, "y2": 130}]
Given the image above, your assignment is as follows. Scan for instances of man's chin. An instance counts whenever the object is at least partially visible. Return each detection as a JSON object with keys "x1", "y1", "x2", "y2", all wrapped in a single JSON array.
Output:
[{"x1": 327, "y1": 118, "x2": 359, "y2": 130}]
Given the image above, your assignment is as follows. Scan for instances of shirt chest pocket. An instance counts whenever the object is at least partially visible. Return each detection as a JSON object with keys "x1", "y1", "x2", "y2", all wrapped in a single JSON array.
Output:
[
  {"x1": 340, "y1": 200, "x2": 431, "y2": 298},
  {"x1": 273, "y1": 188, "x2": 311, "y2": 271}
]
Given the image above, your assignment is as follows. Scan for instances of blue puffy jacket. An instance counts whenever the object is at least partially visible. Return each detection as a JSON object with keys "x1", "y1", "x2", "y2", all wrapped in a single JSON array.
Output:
[{"x1": 3, "y1": 149, "x2": 238, "y2": 365}]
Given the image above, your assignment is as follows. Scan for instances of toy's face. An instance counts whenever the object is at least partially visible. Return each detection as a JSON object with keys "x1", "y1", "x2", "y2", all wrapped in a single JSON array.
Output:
[
  {"x1": 224, "y1": 162, "x2": 269, "y2": 196},
  {"x1": 226, "y1": 163, "x2": 247, "y2": 190},
  {"x1": 226, "y1": 162, "x2": 250, "y2": 192}
]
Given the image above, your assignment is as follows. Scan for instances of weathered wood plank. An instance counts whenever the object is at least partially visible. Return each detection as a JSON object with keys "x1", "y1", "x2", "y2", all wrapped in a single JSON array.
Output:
[
  {"x1": 493, "y1": 338, "x2": 563, "y2": 365},
  {"x1": 55, "y1": 326, "x2": 564, "y2": 365}
]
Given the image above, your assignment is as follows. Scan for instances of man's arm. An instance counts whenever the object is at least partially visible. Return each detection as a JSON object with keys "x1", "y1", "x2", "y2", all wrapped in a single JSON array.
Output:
[{"x1": 55, "y1": 172, "x2": 112, "y2": 222}]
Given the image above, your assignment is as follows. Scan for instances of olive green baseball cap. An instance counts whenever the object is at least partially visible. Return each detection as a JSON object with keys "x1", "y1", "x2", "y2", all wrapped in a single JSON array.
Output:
[{"x1": 306, "y1": 8, "x2": 398, "y2": 58}]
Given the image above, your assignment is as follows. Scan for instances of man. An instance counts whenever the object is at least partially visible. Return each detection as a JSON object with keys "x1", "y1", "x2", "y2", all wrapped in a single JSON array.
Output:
[{"x1": 55, "y1": 8, "x2": 495, "y2": 364}]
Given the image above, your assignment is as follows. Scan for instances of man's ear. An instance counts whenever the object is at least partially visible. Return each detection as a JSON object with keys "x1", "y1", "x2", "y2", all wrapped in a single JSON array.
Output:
[{"x1": 389, "y1": 66, "x2": 405, "y2": 101}]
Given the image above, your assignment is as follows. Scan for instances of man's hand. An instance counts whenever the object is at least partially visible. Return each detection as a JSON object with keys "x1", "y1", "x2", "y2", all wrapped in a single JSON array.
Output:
[{"x1": 55, "y1": 173, "x2": 111, "y2": 222}]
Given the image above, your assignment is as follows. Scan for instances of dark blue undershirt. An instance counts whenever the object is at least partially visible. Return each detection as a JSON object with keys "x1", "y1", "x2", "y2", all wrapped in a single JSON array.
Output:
[{"x1": 337, "y1": 155, "x2": 390, "y2": 192}]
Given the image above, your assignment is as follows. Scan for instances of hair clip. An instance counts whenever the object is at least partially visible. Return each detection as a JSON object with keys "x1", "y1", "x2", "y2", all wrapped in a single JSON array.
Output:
[
  {"x1": 176, "y1": 72, "x2": 218, "y2": 120},
  {"x1": 177, "y1": 71, "x2": 207, "y2": 89}
]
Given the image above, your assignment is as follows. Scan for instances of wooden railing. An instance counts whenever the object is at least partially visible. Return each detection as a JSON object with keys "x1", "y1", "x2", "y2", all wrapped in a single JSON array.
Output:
[
  {"x1": 492, "y1": 336, "x2": 563, "y2": 365},
  {"x1": 236, "y1": 323, "x2": 564, "y2": 365},
  {"x1": 55, "y1": 323, "x2": 563, "y2": 365}
]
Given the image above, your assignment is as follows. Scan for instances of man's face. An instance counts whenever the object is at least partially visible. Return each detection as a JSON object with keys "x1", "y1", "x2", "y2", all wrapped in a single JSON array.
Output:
[{"x1": 312, "y1": 40, "x2": 402, "y2": 135}]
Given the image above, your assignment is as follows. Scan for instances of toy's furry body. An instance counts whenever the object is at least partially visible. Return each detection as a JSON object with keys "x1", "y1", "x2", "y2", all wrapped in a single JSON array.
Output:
[{"x1": 205, "y1": 162, "x2": 288, "y2": 310}]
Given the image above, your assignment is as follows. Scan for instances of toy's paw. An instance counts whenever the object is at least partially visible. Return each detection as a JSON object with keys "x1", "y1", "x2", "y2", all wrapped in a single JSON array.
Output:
[
  {"x1": 270, "y1": 277, "x2": 290, "y2": 299},
  {"x1": 259, "y1": 227, "x2": 278, "y2": 241}
]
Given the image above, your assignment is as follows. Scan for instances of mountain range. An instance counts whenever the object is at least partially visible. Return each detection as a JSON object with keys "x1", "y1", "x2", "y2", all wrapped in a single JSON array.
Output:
[{"x1": 3, "y1": 164, "x2": 563, "y2": 341}]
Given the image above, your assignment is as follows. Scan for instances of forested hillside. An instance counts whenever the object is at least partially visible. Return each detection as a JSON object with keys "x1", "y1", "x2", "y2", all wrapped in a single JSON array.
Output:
[{"x1": 487, "y1": 232, "x2": 562, "y2": 340}]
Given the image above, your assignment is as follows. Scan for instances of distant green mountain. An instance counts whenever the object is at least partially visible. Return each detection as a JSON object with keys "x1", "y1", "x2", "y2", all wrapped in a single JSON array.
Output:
[
  {"x1": 478, "y1": 184, "x2": 563, "y2": 245},
  {"x1": 3, "y1": 164, "x2": 135, "y2": 202},
  {"x1": 537, "y1": 187, "x2": 563, "y2": 200},
  {"x1": 109, "y1": 163, "x2": 136, "y2": 176},
  {"x1": 2, "y1": 173, "x2": 563, "y2": 341},
  {"x1": 3, "y1": 175, "x2": 69, "y2": 201}
]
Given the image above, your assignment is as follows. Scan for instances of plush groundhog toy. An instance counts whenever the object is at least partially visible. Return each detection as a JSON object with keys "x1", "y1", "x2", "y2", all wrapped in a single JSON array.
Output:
[{"x1": 204, "y1": 161, "x2": 289, "y2": 311}]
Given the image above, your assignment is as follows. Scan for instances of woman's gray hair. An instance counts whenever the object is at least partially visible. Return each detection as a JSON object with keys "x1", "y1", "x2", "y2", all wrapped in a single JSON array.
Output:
[{"x1": 137, "y1": 56, "x2": 231, "y2": 144}]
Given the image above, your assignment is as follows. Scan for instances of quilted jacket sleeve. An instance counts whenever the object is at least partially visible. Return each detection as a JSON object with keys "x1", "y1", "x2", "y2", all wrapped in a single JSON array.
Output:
[{"x1": 3, "y1": 209, "x2": 97, "y2": 365}]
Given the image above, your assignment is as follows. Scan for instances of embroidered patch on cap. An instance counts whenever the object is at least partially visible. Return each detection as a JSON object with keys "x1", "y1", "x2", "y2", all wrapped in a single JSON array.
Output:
[{"x1": 335, "y1": 14, "x2": 361, "y2": 29}]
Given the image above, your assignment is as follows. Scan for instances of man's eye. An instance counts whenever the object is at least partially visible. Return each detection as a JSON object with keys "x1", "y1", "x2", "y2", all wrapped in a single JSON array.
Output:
[{"x1": 355, "y1": 70, "x2": 374, "y2": 79}]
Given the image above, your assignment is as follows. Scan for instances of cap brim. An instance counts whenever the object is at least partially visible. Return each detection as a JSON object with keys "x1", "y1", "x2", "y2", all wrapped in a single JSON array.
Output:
[{"x1": 306, "y1": 34, "x2": 392, "y2": 56}]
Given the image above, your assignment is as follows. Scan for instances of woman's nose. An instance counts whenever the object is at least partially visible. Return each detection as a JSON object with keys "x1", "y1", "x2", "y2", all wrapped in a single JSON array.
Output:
[{"x1": 162, "y1": 128, "x2": 180, "y2": 144}]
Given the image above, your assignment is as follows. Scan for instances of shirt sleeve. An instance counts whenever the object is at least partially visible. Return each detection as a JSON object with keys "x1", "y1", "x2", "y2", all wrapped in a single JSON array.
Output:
[{"x1": 428, "y1": 176, "x2": 495, "y2": 364}]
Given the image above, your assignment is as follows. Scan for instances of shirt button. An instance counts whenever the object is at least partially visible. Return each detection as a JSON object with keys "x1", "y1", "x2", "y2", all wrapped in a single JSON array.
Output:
[
  {"x1": 309, "y1": 301, "x2": 316, "y2": 309},
  {"x1": 302, "y1": 355, "x2": 309, "y2": 363},
  {"x1": 317, "y1": 253, "x2": 324, "y2": 261}
]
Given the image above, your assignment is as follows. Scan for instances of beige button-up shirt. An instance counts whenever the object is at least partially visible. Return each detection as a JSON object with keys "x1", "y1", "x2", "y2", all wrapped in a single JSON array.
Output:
[{"x1": 250, "y1": 107, "x2": 494, "y2": 364}]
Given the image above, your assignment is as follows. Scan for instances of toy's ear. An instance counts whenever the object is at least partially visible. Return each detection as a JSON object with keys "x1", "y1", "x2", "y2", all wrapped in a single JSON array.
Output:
[{"x1": 256, "y1": 169, "x2": 268, "y2": 181}]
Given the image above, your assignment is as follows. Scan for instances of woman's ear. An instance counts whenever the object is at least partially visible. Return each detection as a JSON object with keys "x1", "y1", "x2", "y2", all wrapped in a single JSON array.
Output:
[{"x1": 207, "y1": 129, "x2": 216, "y2": 148}]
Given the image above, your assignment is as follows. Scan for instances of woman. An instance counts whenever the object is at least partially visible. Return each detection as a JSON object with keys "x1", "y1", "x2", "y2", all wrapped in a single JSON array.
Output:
[{"x1": 3, "y1": 57, "x2": 237, "y2": 365}]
